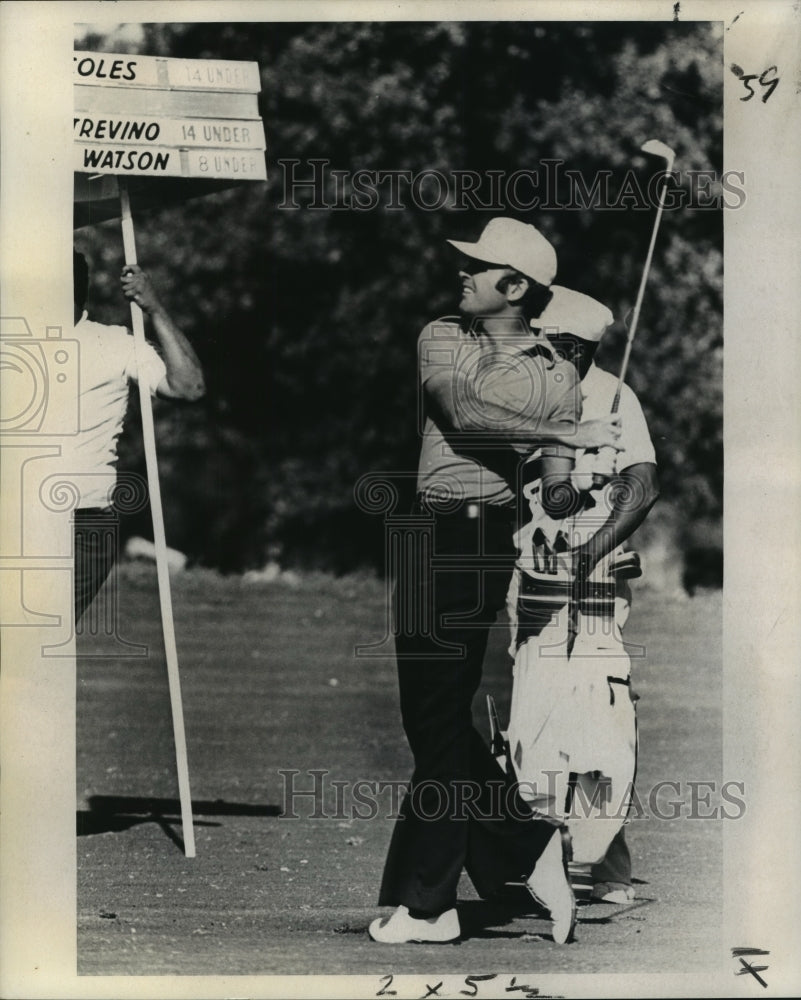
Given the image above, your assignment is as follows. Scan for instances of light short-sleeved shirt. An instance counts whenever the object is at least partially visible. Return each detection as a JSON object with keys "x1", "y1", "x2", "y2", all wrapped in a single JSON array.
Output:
[
  {"x1": 416, "y1": 318, "x2": 580, "y2": 506},
  {"x1": 569, "y1": 363, "x2": 656, "y2": 546},
  {"x1": 64, "y1": 313, "x2": 167, "y2": 509},
  {"x1": 575, "y1": 363, "x2": 656, "y2": 474}
]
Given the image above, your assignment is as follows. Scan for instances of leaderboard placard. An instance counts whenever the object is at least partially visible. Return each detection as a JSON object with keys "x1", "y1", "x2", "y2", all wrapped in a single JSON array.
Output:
[
  {"x1": 73, "y1": 51, "x2": 261, "y2": 92},
  {"x1": 73, "y1": 50, "x2": 267, "y2": 181}
]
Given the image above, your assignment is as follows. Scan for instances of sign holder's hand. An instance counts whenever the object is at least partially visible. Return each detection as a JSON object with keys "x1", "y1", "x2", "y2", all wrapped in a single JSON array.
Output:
[{"x1": 120, "y1": 264, "x2": 162, "y2": 314}]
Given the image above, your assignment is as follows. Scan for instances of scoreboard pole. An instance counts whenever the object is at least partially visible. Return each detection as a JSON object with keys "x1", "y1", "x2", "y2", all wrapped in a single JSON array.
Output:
[{"x1": 119, "y1": 178, "x2": 196, "y2": 859}]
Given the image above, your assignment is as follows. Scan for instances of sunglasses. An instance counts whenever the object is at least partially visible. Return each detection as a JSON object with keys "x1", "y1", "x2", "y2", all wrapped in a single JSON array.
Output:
[{"x1": 459, "y1": 258, "x2": 508, "y2": 276}]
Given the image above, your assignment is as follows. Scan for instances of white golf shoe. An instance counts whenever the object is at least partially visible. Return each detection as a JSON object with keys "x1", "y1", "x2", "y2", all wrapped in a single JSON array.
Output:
[
  {"x1": 368, "y1": 905, "x2": 460, "y2": 944},
  {"x1": 526, "y1": 827, "x2": 577, "y2": 944}
]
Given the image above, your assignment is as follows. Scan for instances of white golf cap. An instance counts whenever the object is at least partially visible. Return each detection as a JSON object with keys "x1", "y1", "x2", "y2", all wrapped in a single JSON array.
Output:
[
  {"x1": 447, "y1": 218, "x2": 558, "y2": 286},
  {"x1": 536, "y1": 286, "x2": 614, "y2": 342}
]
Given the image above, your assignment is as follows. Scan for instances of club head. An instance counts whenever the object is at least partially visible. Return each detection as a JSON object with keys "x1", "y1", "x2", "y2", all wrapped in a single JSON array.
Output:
[{"x1": 641, "y1": 139, "x2": 676, "y2": 167}]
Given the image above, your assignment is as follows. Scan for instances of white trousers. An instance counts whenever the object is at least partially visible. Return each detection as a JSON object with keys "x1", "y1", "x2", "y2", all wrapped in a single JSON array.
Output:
[{"x1": 506, "y1": 562, "x2": 637, "y2": 865}]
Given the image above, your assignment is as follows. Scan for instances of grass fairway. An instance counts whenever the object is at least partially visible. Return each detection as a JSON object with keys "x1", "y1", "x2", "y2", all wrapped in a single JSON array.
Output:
[{"x1": 77, "y1": 565, "x2": 722, "y2": 979}]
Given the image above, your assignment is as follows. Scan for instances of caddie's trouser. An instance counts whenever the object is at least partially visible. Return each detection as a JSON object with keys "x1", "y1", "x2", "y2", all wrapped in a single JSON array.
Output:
[
  {"x1": 74, "y1": 506, "x2": 119, "y2": 624},
  {"x1": 591, "y1": 827, "x2": 632, "y2": 885},
  {"x1": 378, "y1": 500, "x2": 555, "y2": 916}
]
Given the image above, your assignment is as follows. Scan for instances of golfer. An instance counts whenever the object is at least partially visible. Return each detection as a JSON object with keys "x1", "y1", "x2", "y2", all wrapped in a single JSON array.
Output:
[
  {"x1": 369, "y1": 219, "x2": 621, "y2": 946},
  {"x1": 70, "y1": 249, "x2": 205, "y2": 623}
]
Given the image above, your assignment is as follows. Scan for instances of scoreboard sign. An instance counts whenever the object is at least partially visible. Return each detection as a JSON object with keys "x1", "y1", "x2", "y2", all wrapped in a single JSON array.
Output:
[
  {"x1": 73, "y1": 51, "x2": 267, "y2": 181},
  {"x1": 73, "y1": 52, "x2": 261, "y2": 91},
  {"x1": 74, "y1": 115, "x2": 265, "y2": 148}
]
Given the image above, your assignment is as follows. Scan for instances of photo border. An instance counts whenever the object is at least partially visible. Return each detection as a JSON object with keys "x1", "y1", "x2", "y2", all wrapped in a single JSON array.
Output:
[{"x1": 1, "y1": 1, "x2": 799, "y2": 997}]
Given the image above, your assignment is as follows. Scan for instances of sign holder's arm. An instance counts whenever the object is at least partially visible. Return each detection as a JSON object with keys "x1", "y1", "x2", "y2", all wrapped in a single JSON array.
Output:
[{"x1": 119, "y1": 177, "x2": 196, "y2": 858}]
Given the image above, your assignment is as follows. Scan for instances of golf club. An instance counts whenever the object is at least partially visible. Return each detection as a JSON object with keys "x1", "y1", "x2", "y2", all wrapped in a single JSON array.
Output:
[
  {"x1": 592, "y1": 139, "x2": 676, "y2": 486},
  {"x1": 614, "y1": 139, "x2": 676, "y2": 408}
]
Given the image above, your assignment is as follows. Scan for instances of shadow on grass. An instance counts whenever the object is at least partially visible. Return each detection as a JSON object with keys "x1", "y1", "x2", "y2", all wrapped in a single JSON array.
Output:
[
  {"x1": 77, "y1": 795, "x2": 283, "y2": 850},
  {"x1": 455, "y1": 890, "x2": 655, "y2": 941},
  {"x1": 456, "y1": 895, "x2": 544, "y2": 937}
]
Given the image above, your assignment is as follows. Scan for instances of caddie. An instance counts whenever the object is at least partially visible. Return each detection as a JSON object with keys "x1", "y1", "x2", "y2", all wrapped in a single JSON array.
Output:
[
  {"x1": 70, "y1": 249, "x2": 205, "y2": 624},
  {"x1": 505, "y1": 285, "x2": 659, "y2": 904},
  {"x1": 370, "y1": 219, "x2": 622, "y2": 947}
]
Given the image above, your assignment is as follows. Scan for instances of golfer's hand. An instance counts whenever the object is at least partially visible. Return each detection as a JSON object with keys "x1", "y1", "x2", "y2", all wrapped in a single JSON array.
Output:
[
  {"x1": 575, "y1": 415, "x2": 622, "y2": 451},
  {"x1": 121, "y1": 265, "x2": 161, "y2": 314}
]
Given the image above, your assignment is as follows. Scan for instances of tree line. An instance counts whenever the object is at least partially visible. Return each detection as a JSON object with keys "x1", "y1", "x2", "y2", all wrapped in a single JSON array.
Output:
[{"x1": 75, "y1": 20, "x2": 723, "y2": 588}]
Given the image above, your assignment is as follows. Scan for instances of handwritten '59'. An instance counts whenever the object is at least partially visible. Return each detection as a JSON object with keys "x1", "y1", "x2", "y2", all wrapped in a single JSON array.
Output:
[{"x1": 730, "y1": 64, "x2": 779, "y2": 102}]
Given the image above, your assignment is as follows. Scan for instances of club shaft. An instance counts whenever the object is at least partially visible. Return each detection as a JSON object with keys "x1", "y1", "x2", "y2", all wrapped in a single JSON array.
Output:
[
  {"x1": 614, "y1": 156, "x2": 674, "y2": 409},
  {"x1": 594, "y1": 149, "x2": 673, "y2": 487}
]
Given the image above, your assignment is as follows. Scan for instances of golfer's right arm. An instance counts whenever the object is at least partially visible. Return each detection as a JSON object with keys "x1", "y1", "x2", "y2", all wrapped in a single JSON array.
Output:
[
  {"x1": 424, "y1": 362, "x2": 620, "y2": 453},
  {"x1": 421, "y1": 339, "x2": 582, "y2": 516}
]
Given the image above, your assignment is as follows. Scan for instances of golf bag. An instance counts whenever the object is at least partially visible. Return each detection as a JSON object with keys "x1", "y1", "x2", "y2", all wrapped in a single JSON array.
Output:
[{"x1": 500, "y1": 466, "x2": 640, "y2": 865}]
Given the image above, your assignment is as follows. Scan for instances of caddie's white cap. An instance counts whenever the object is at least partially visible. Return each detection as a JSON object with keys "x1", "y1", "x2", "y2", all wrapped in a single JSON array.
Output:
[
  {"x1": 536, "y1": 285, "x2": 614, "y2": 342},
  {"x1": 447, "y1": 217, "x2": 558, "y2": 286}
]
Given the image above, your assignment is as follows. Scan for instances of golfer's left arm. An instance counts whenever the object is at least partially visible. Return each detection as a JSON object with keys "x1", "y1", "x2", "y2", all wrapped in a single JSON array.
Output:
[
  {"x1": 121, "y1": 265, "x2": 205, "y2": 401},
  {"x1": 572, "y1": 461, "x2": 659, "y2": 577}
]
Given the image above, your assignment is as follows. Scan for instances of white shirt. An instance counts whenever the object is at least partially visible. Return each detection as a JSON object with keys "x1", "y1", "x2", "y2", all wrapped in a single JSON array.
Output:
[
  {"x1": 65, "y1": 313, "x2": 166, "y2": 509},
  {"x1": 575, "y1": 363, "x2": 656, "y2": 473},
  {"x1": 569, "y1": 363, "x2": 656, "y2": 546},
  {"x1": 515, "y1": 363, "x2": 656, "y2": 551}
]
